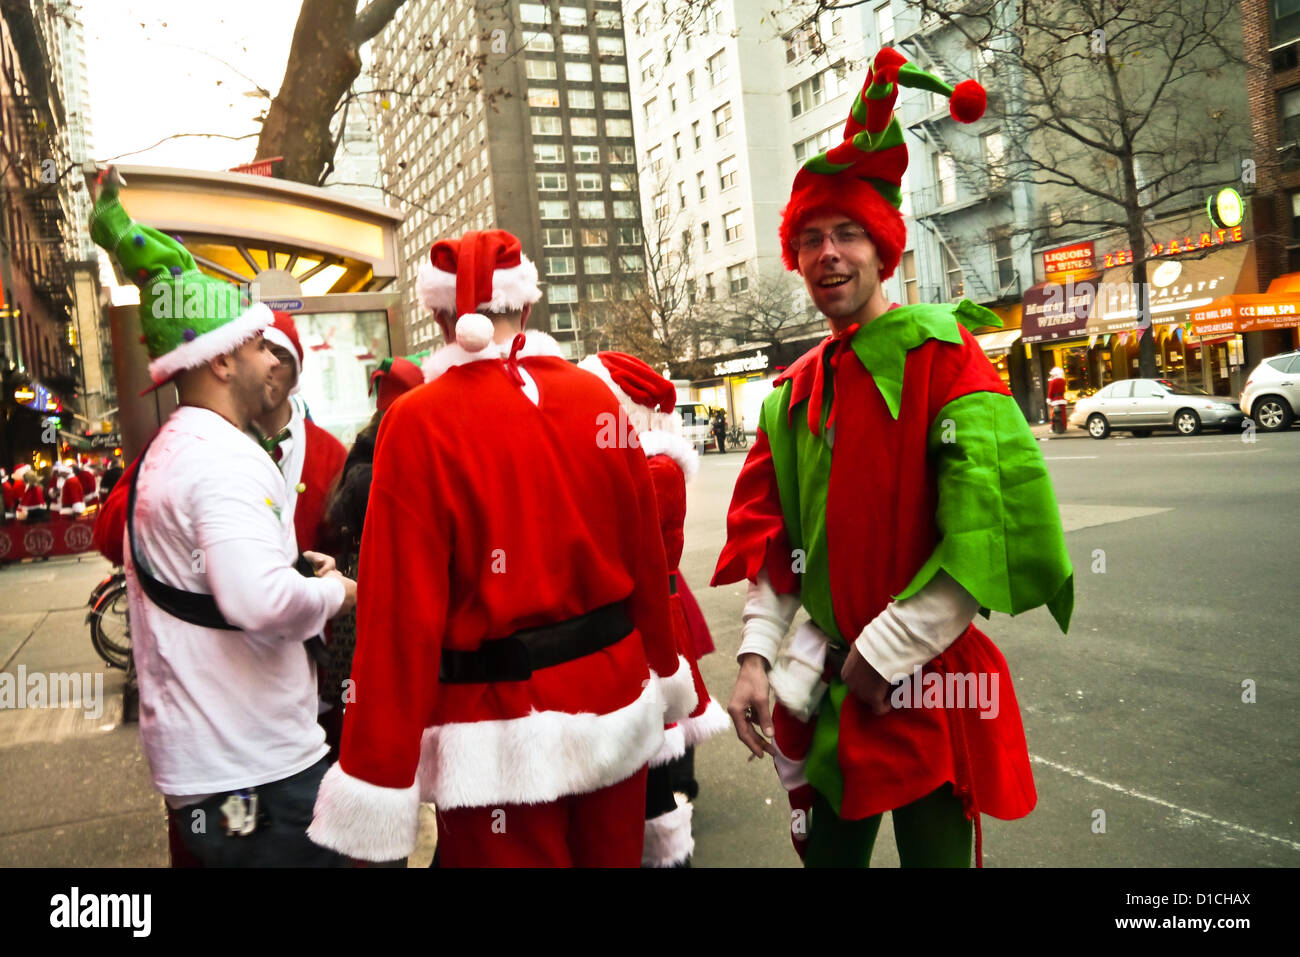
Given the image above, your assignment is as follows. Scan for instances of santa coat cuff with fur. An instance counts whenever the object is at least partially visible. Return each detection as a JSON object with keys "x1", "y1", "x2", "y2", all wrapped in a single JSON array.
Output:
[
  {"x1": 308, "y1": 764, "x2": 421, "y2": 862},
  {"x1": 643, "y1": 792, "x2": 694, "y2": 867}
]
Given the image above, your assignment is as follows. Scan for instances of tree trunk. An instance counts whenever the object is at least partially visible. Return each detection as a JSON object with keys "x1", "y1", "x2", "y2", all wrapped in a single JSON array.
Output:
[{"x1": 256, "y1": 0, "x2": 364, "y2": 185}]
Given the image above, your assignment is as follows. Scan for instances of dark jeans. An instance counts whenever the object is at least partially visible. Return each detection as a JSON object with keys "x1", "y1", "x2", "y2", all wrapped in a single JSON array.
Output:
[{"x1": 172, "y1": 757, "x2": 349, "y2": 867}]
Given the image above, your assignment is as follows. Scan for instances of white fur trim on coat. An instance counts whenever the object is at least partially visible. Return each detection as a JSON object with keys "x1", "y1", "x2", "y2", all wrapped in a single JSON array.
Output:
[
  {"x1": 661, "y1": 655, "x2": 700, "y2": 725},
  {"x1": 678, "y1": 698, "x2": 730, "y2": 747},
  {"x1": 637, "y1": 429, "x2": 699, "y2": 482},
  {"x1": 146, "y1": 302, "x2": 274, "y2": 385},
  {"x1": 577, "y1": 354, "x2": 682, "y2": 435},
  {"x1": 417, "y1": 670, "x2": 669, "y2": 810},
  {"x1": 771, "y1": 740, "x2": 809, "y2": 792},
  {"x1": 416, "y1": 256, "x2": 542, "y2": 316},
  {"x1": 649, "y1": 723, "x2": 687, "y2": 768},
  {"x1": 643, "y1": 793, "x2": 694, "y2": 867},
  {"x1": 422, "y1": 329, "x2": 566, "y2": 383},
  {"x1": 308, "y1": 762, "x2": 422, "y2": 862}
]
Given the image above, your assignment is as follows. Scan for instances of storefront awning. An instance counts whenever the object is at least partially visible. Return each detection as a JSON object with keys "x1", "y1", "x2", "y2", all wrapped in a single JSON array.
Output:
[
  {"x1": 1189, "y1": 271, "x2": 1300, "y2": 335},
  {"x1": 975, "y1": 328, "x2": 1022, "y2": 355},
  {"x1": 1020, "y1": 279, "x2": 1096, "y2": 343},
  {"x1": 1088, "y1": 244, "x2": 1251, "y2": 335}
]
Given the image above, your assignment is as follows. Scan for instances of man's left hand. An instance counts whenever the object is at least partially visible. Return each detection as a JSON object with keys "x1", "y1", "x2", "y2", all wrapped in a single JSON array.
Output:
[
  {"x1": 841, "y1": 645, "x2": 892, "y2": 716},
  {"x1": 303, "y1": 550, "x2": 337, "y2": 575}
]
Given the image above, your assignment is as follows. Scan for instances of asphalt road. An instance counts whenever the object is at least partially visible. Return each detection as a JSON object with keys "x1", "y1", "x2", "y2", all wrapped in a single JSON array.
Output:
[{"x1": 683, "y1": 427, "x2": 1300, "y2": 867}]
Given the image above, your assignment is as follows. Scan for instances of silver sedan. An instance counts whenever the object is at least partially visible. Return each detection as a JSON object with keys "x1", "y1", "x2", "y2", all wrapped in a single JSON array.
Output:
[{"x1": 1068, "y1": 378, "x2": 1243, "y2": 439}]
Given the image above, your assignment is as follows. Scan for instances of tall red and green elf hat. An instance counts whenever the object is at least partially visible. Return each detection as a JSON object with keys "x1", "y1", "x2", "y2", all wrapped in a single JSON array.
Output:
[{"x1": 779, "y1": 47, "x2": 986, "y2": 278}]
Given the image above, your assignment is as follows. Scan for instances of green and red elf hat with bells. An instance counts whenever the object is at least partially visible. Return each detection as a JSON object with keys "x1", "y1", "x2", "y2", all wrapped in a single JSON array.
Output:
[
  {"x1": 415, "y1": 229, "x2": 542, "y2": 351},
  {"x1": 368, "y1": 352, "x2": 429, "y2": 412},
  {"x1": 89, "y1": 167, "x2": 273, "y2": 389},
  {"x1": 779, "y1": 47, "x2": 986, "y2": 278}
]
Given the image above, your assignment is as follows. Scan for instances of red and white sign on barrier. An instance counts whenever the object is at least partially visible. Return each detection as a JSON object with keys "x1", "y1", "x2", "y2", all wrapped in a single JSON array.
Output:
[{"x1": 0, "y1": 516, "x2": 98, "y2": 563}]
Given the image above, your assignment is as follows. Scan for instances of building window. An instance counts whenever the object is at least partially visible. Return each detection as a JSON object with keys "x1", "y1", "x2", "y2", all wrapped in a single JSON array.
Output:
[
  {"x1": 700, "y1": 220, "x2": 711, "y2": 252},
  {"x1": 639, "y1": 50, "x2": 655, "y2": 83},
  {"x1": 708, "y1": 49, "x2": 728, "y2": 87},
  {"x1": 559, "y1": 6, "x2": 587, "y2": 28},
  {"x1": 579, "y1": 200, "x2": 608, "y2": 219},
  {"x1": 534, "y1": 143, "x2": 566, "y2": 163},
  {"x1": 644, "y1": 96, "x2": 660, "y2": 126},
  {"x1": 901, "y1": 249, "x2": 918, "y2": 304},
  {"x1": 982, "y1": 130, "x2": 1006, "y2": 179},
  {"x1": 607, "y1": 119, "x2": 634, "y2": 137},
  {"x1": 718, "y1": 155, "x2": 737, "y2": 191},
  {"x1": 790, "y1": 73, "x2": 825, "y2": 118},
  {"x1": 943, "y1": 246, "x2": 964, "y2": 299},
  {"x1": 728, "y1": 263, "x2": 749, "y2": 294},
  {"x1": 673, "y1": 132, "x2": 682, "y2": 159},
  {"x1": 875, "y1": 2, "x2": 894, "y2": 46},
  {"x1": 994, "y1": 236, "x2": 1015, "y2": 289},
  {"x1": 686, "y1": 70, "x2": 697, "y2": 101},
  {"x1": 576, "y1": 172, "x2": 603, "y2": 191},
  {"x1": 603, "y1": 90, "x2": 630, "y2": 110},
  {"x1": 539, "y1": 200, "x2": 571, "y2": 219},
  {"x1": 668, "y1": 83, "x2": 678, "y2": 111},
  {"x1": 546, "y1": 256, "x2": 576, "y2": 276},
  {"x1": 537, "y1": 172, "x2": 568, "y2": 191},
  {"x1": 587, "y1": 282, "x2": 612, "y2": 301},
  {"x1": 619, "y1": 253, "x2": 646, "y2": 272},
  {"x1": 934, "y1": 152, "x2": 956, "y2": 205},
  {"x1": 582, "y1": 227, "x2": 608, "y2": 245},
  {"x1": 543, "y1": 227, "x2": 573, "y2": 247},
  {"x1": 562, "y1": 34, "x2": 590, "y2": 55},
  {"x1": 525, "y1": 32, "x2": 555, "y2": 53},
  {"x1": 653, "y1": 190, "x2": 669, "y2": 220},
  {"x1": 585, "y1": 255, "x2": 611, "y2": 274},
  {"x1": 571, "y1": 117, "x2": 599, "y2": 136},
  {"x1": 609, "y1": 145, "x2": 635, "y2": 164},
  {"x1": 549, "y1": 283, "x2": 578, "y2": 304},
  {"x1": 692, "y1": 120, "x2": 702, "y2": 149},
  {"x1": 723, "y1": 208, "x2": 742, "y2": 243},
  {"x1": 713, "y1": 103, "x2": 733, "y2": 138},
  {"x1": 528, "y1": 87, "x2": 561, "y2": 108},
  {"x1": 614, "y1": 201, "x2": 638, "y2": 219},
  {"x1": 648, "y1": 144, "x2": 664, "y2": 173},
  {"x1": 574, "y1": 144, "x2": 601, "y2": 164},
  {"x1": 1280, "y1": 87, "x2": 1300, "y2": 149},
  {"x1": 611, "y1": 172, "x2": 634, "y2": 191},
  {"x1": 596, "y1": 35, "x2": 624, "y2": 57},
  {"x1": 704, "y1": 273, "x2": 716, "y2": 300},
  {"x1": 1291, "y1": 192, "x2": 1300, "y2": 239},
  {"x1": 552, "y1": 305, "x2": 576, "y2": 332},
  {"x1": 568, "y1": 89, "x2": 596, "y2": 110},
  {"x1": 519, "y1": 3, "x2": 552, "y2": 25},
  {"x1": 832, "y1": 15, "x2": 843, "y2": 36},
  {"x1": 526, "y1": 59, "x2": 558, "y2": 80},
  {"x1": 595, "y1": 9, "x2": 622, "y2": 29},
  {"x1": 566, "y1": 61, "x2": 593, "y2": 82},
  {"x1": 793, "y1": 124, "x2": 838, "y2": 163},
  {"x1": 618, "y1": 226, "x2": 643, "y2": 245},
  {"x1": 600, "y1": 63, "x2": 628, "y2": 84},
  {"x1": 532, "y1": 115, "x2": 562, "y2": 136}
]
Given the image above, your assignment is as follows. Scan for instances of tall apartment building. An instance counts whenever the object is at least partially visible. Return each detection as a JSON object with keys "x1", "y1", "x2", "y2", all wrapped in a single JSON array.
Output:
[{"x1": 372, "y1": 0, "x2": 641, "y2": 357}]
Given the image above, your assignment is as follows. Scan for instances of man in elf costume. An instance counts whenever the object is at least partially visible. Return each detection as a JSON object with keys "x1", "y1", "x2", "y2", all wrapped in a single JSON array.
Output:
[
  {"x1": 309, "y1": 229, "x2": 695, "y2": 866},
  {"x1": 714, "y1": 48, "x2": 1073, "y2": 868}
]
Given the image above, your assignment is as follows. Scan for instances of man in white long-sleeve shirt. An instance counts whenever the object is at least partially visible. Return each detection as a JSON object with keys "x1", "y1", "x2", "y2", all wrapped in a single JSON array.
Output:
[{"x1": 92, "y1": 168, "x2": 357, "y2": 866}]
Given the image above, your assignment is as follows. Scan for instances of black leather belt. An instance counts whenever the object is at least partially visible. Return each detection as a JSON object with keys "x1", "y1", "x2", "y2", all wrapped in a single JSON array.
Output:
[
  {"x1": 439, "y1": 602, "x2": 633, "y2": 684},
  {"x1": 668, "y1": 573, "x2": 678, "y2": 595},
  {"x1": 823, "y1": 641, "x2": 849, "y2": 679}
]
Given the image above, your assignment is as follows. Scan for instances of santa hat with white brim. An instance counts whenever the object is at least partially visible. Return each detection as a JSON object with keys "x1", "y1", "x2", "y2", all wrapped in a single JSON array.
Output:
[
  {"x1": 415, "y1": 229, "x2": 542, "y2": 349},
  {"x1": 263, "y1": 311, "x2": 305, "y2": 393}
]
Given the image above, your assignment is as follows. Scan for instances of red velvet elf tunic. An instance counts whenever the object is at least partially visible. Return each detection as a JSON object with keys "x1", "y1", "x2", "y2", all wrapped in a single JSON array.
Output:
[{"x1": 713, "y1": 301, "x2": 1073, "y2": 860}]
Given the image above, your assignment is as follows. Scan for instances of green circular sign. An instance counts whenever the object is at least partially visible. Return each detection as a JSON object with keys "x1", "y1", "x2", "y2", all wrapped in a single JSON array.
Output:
[{"x1": 1208, "y1": 187, "x2": 1244, "y2": 229}]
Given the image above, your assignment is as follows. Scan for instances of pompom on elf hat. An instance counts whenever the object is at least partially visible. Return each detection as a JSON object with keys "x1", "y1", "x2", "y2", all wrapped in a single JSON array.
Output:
[
  {"x1": 779, "y1": 47, "x2": 986, "y2": 280},
  {"x1": 89, "y1": 168, "x2": 273, "y2": 391}
]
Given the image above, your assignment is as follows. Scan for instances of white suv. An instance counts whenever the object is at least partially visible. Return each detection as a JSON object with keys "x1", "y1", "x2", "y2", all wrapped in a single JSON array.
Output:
[{"x1": 1240, "y1": 350, "x2": 1299, "y2": 432}]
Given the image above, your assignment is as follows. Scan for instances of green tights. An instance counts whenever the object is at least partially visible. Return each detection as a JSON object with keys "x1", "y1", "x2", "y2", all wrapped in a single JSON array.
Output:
[{"x1": 803, "y1": 784, "x2": 973, "y2": 868}]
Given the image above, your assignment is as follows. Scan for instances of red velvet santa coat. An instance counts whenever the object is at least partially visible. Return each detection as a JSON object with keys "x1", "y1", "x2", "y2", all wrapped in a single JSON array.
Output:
[
  {"x1": 76, "y1": 469, "x2": 98, "y2": 506},
  {"x1": 309, "y1": 332, "x2": 695, "y2": 861},
  {"x1": 1047, "y1": 376, "x2": 1066, "y2": 404},
  {"x1": 640, "y1": 430, "x2": 729, "y2": 762},
  {"x1": 288, "y1": 417, "x2": 347, "y2": 553},
  {"x1": 58, "y1": 473, "x2": 85, "y2": 514},
  {"x1": 20, "y1": 481, "x2": 47, "y2": 511}
]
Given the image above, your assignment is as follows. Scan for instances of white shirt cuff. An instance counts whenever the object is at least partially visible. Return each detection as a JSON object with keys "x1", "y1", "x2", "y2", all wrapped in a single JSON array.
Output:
[
  {"x1": 736, "y1": 569, "x2": 801, "y2": 666},
  {"x1": 855, "y1": 570, "x2": 979, "y2": 681}
]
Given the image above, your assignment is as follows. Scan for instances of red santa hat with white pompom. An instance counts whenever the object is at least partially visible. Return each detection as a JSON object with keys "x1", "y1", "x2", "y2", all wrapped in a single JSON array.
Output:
[
  {"x1": 415, "y1": 230, "x2": 542, "y2": 356},
  {"x1": 262, "y1": 311, "x2": 304, "y2": 393}
]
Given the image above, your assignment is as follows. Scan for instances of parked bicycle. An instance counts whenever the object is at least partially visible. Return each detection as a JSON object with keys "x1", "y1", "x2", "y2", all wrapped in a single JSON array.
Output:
[
  {"x1": 726, "y1": 423, "x2": 749, "y2": 449},
  {"x1": 86, "y1": 568, "x2": 131, "y2": 670}
]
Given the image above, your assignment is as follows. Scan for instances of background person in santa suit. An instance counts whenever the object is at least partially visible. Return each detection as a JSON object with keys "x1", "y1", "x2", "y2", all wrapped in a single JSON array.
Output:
[
  {"x1": 254, "y1": 312, "x2": 348, "y2": 556},
  {"x1": 17, "y1": 465, "x2": 50, "y2": 522},
  {"x1": 55, "y1": 462, "x2": 86, "y2": 517},
  {"x1": 2, "y1": 468, "x2": 16, "y2": 521},
  {"x1": 75, "y1": 463, "x2": 99, "y2": 508},
  {"x1": 579, "y1": 351, "x2": 730, "y2": 868},
  {"x1": 1047, "y1": 366, "x2": 1067, "y2": 433},
  {"x1": 308, "y1": 229, "x2": 695, "y2": 867},
  {"x1": 714, "y1": 48, "x2": 1073, "y2": 868}
]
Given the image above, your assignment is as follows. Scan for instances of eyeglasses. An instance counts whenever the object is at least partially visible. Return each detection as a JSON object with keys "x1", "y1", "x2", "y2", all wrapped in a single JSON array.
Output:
[{"x1": 791, "y1": 224, "x2": 871, "y2": 255}]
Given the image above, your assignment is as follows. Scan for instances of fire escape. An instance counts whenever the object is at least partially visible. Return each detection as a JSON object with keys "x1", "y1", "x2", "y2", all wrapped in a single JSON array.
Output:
[{"x1": 897, "y1": 17, "x2": 1012, "y2": 304}]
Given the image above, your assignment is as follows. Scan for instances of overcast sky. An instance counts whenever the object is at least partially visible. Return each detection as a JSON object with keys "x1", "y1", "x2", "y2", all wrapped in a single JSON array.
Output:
[{"x1": 82, "y1": 0, "x2": 304, "y2": 170}]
